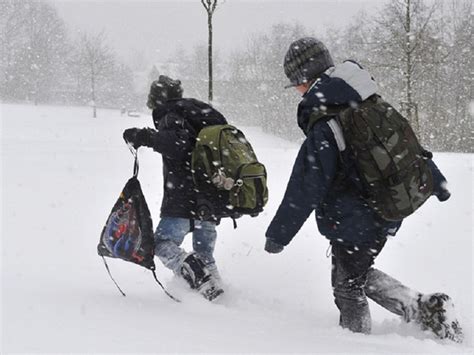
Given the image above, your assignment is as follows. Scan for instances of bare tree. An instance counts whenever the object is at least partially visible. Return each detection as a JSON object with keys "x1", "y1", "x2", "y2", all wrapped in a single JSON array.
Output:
[
  {"x1": 446, "y1": 1, "x2": 473, "y2": 120},
  {"x1": 435, "y1": 0, "x2": 473, "y2": 152},
  {"x1": 226, "y1": 23, "x2": 307, "y2": 138},
  {"x1": 0, "y1": 0, "x2": 67, "y2": 103},
  {"x1": 324, "y1": 0, "x2": 471, "y2": 152},
  {"x1": 74, "y1": 31, "x2": 115, "y2": 117},
  {"x1": 367, "y1": 0, "x2": 441, "y2": 135},
  {"x1": 200, "y1": 0, "x2": 219, "y2": 103},
  {"x1": 0, "y1": 1, "x2": 23, "y2": 99}
]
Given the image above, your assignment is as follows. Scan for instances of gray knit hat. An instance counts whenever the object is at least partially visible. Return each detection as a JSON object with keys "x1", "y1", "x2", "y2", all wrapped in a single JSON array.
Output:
[{"x1": 283, "y1": 37, "x2": 334, "y2": 88}]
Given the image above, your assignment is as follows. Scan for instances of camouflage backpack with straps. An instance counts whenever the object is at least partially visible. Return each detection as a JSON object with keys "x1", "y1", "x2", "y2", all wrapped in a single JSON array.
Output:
[
  {"x1": 191, "y1": 124, "x2": 268, "y2": 220},
  {"x1": 307, "y1": 95, "x2": 434, "y2": 221}
]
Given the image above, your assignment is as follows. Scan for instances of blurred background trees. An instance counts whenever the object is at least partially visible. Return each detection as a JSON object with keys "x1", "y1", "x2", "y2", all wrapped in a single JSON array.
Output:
[{"x1": 1, "y1": 0, "x2": 471, "y2": 151}]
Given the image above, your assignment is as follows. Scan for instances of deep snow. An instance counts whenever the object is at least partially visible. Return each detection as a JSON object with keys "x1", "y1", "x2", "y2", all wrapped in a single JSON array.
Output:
[{"x1": 1, "y1": 103, "x2": 473, "y2": 353}]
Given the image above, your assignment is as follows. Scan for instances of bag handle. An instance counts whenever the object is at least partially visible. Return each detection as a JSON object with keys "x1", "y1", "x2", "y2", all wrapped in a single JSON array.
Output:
[{"x1": 127, "y1": 144, "x2": 139, "y2": 177}]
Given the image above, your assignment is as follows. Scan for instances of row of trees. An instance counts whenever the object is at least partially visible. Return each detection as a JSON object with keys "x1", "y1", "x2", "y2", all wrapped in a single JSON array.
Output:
[
  {"x1": 329, "y1": 0, "x2": 473, "y2": 152},
  {"x1": 0, "y1": 0, "x2": 136, "y2": 117},
  {"x1": 186, "y1": 0, "x2": 471, "y2": 152},
  {"x1": 166, "y1": 23, "x2": 306, "y2": 140},
  {"x1": 1, "y1": 0, "x2": 471, "y2": 151}
]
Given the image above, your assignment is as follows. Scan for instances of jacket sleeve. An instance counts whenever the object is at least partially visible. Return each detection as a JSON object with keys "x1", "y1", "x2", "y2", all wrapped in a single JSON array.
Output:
[
  {"x1": 427, "y1": 158, "x2": 451, "y2": 201},
  {"x1": 141, "y1": 113, "x2": 193, "y2": 160},
  {"x1": 265, "y1": 122, "x2": 339, "y2": 246}
]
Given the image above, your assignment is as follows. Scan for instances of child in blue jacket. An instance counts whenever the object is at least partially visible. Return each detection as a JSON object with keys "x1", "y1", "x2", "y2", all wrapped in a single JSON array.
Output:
[{"x1": 265, "y1": 37, "x2": 463, "y2": 342}]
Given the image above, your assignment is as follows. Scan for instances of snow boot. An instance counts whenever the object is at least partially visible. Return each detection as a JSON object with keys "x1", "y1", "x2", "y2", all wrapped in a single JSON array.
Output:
[
  {"x1": 180, "y1": 253, "x2": 224, "y2": 301},
  {"x1": 417, "y1": 293, "x2": 463, "y2": 343}
]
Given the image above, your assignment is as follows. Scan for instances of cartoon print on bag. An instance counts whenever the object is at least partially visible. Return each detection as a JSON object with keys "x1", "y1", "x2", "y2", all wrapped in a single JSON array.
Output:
[{"x1": 103, "y1": 198, "x2": 143, "y2": 263}]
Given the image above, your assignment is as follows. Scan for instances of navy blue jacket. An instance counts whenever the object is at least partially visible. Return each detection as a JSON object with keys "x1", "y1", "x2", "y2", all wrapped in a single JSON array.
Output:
[
  {"x1": 142, "y1": 98, "x2": 227, "y2": 219},
  {"x1": 266, "y1": 61, "x2": 449, "y2": 247}
]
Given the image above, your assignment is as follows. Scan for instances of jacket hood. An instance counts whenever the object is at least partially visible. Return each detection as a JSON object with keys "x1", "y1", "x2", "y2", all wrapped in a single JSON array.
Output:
[{"x1": 297, "y1": 60, "x2": 377, "y2": 131}]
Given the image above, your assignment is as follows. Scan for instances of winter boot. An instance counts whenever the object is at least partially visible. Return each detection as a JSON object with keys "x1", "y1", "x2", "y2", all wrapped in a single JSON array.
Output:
[
  {"x1": 180, "y1": 253, "x2": 224, "y2": 301},
  {"x1": 416, "y1": 293, "x2": 463, "y2": 343},
  {"x1": 206, "y1": 263, "x2": 223, "y2": 287}
]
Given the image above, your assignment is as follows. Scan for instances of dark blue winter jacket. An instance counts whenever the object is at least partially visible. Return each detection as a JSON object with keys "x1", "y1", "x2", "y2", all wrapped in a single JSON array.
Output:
[
  {"x1": 266, "y1": 61, "x2": 449, "y2": 247},
  {"x1": 145, "y1": 98, "x2": 227, "y2": 219}
]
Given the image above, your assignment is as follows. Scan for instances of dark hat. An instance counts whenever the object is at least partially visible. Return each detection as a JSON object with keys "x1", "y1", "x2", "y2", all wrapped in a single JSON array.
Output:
[
  {"x1": 147, "y1": 75, "x2": 183, "y2": 109},
  {"x1": 283, "y1": 37, "x2": 334, "y2": 88}
]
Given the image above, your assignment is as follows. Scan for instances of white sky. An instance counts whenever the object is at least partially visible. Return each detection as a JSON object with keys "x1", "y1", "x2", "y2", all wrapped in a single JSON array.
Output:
[{"x1": 53, "y1": 0, "x2": 388, "y2": 68}]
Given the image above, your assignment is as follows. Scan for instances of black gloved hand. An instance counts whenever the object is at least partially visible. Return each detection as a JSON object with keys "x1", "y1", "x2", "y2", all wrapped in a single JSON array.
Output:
[
  {"x1": 264, "y1": 239, "x2": 284, "y2": 254},
  {"x1": 436, "y1": 183, "x2": 451, "y2": 202},
  {"x1": 123, "y1": 128, "x2": 144, "y2": 149}
]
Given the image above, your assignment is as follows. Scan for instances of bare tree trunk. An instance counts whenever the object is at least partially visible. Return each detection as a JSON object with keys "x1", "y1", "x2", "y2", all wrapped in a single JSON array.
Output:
[
  {"x1": 34, "y1": 81, "x2": 38, "y2": 106},
  {"x1": 91, "y1": 70, "x2": 96, "y2": 118},
  {"x1": 404, "y1": 0, "x2": 420, "y2": 134},
  {"x1": 405, "y1": 0, "x2": 413, "y2": 125},
  {"x1": 78, "y1": 31, "x2": 114, "y2": 118},
  {"x1": 201, "y1": 0, "x2": 218, "y2": 103},
  {"x1": 208, "y1": 13, "x2": 213, "y2": 102}
]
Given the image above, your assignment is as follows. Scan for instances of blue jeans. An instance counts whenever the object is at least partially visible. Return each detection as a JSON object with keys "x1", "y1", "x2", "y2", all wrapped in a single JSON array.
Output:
[
  {"x1": 331, "y1": 238, "x2": 421, "y2": 334},
  {"x1": 331, "y1": 238, "x2": 386, "y2": 334},
  {"x1": 154, "y1": 217, "x2": 218, "y2": 275}
]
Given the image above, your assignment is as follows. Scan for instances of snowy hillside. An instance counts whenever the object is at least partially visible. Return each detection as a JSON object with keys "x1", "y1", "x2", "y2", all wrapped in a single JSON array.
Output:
[{"x1": 1, "y1": 103, "x2": 472, "y2": 353}]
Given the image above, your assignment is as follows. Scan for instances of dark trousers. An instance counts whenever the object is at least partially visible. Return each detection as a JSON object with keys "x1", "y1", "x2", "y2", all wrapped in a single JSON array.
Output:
[{"x1": 331, "y1": 238, "x2": 421, "y2": 334}]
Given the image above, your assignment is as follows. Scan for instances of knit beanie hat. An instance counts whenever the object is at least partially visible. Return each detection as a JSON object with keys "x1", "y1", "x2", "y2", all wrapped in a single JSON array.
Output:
[
  {"x1": 283, "y1": 37, "x2": 334, "y2": 88},
  {"x1": 147, "y1": 75, "x2": 183, "y2": 109}
]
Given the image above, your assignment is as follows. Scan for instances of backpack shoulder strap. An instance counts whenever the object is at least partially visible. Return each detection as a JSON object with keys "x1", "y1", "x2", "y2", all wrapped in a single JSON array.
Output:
[
  {"x1": 305, "y1": 110, "x2": 328, "y2": 135},
  {"x1": 306, "y1": 107, "x2": 346, "y2": 152},
  {"x1": 326, "y1": 118, "x2": 346, "y2": 151}
]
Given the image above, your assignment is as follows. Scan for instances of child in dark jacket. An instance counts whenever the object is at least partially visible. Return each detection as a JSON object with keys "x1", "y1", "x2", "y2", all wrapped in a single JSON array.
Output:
[
  {"x1": 265, "y1": 37, "x2": 463, "y2": 342},
  {"x1": 123, "y1": 75, "x2": 227, "y2": 301}
]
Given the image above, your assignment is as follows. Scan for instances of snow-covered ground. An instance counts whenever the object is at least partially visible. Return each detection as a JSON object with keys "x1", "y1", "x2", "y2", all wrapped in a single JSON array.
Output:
[{"x1": 1, "y1": 103, "x2": 472, "y2": 354}]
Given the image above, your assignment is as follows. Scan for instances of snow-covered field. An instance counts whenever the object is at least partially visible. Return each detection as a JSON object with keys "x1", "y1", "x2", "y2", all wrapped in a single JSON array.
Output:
[{"x1": 1, "y1": 103, "x2": 473, "y2": 354}]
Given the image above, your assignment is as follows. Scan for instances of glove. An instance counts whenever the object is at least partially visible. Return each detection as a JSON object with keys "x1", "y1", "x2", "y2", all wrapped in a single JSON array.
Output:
[
  {"x1": 264, "y1": 239, "x2": 284, "y2": 254},
  {"x1": 123, "y1": 128, "x2": 146, "y2": 149},
  {"x1": 436, "y1": 182, "x2": 451, "y2": 202}
]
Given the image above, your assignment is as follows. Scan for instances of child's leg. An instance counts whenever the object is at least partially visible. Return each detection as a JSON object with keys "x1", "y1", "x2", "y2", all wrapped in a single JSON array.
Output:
[
  {"x1": 331, "y1": 238, "x2": 386, "y2": 334},
  {"x1": 365, "y1": 263, "x2": 463, "y2": 342},
  {"x1": 192, "y1": 220, "x2": 219, "y2": 279},
  {"x1": 154, "y1": 217, "x2": 190, "y2": 274},
  {"x1": 365, "y1": 268, "x2": 421, "y2": 322}
]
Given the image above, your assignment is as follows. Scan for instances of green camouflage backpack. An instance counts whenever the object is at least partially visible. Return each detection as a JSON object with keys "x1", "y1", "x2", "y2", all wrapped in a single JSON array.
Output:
[
  {"x1": 307, "y1": 95, "x2": 434, "y2": 221},
  {"x1": 191, "y1": 124, "x2": 268, "y2": 220}
]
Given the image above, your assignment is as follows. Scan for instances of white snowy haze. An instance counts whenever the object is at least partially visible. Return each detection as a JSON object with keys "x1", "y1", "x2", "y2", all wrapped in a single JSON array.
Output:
[
  {"x1": 1, "y1": 0, "x2": 473, "y2": 353},
  {"x1": 53, "y1": 0, "x2": 385, "y2": 66}
]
